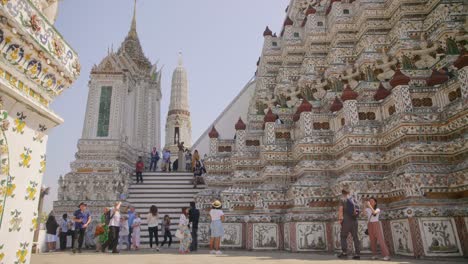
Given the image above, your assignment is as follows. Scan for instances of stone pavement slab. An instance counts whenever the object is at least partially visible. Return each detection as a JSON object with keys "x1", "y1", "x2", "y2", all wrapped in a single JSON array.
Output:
[{"x1": 31, "y1": 249, "x2": 466, "y2": 264}]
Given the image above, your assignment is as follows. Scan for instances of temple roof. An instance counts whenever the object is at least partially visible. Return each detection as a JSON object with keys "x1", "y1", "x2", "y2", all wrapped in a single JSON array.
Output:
[{"x1": 116, "y1": 0, "x2": 152, "y2": 73}]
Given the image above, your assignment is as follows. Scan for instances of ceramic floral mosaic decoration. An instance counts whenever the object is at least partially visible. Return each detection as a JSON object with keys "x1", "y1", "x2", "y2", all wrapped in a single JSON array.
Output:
[
  {"x1": 0, "y1": 1, "x2": 80, "y2": 263},
  {"x1": 195, "y1": 0, "x2": 468, "y2": 257}
]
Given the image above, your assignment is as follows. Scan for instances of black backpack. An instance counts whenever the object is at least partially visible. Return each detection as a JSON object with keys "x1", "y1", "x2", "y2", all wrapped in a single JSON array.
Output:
[{"x1": 104, "y1": 209, "x2": 114, "y2": 226}]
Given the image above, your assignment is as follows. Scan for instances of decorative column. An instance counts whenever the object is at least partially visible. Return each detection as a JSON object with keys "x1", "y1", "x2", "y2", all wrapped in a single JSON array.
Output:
[
  {"x1": 263, "y1": 109, "x2": 276, "y2": 145},
  {"x1": 341, "y1": 85, "x2": 359, "y2": 126},
  {"x1": 208, "y1": 126, "x2": 219, "y2": 156},
  {"x1": 390, "y1": 69, "x2": 413, "y2": 113},
  {"x1": 298, "y1": 99, "x2": 313, "y2": 137},
  {"x1": 234, "y1": 117, "x2": 246, "y2": 153},
  {"x1": 453, "y1": 53, "x2": 468, "y2": 102}
]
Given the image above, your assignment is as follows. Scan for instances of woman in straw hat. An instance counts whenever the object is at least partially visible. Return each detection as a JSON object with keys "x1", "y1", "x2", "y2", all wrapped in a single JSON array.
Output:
[{"x1": 209, "y1": 200, "x2": 225, "y2": 255}]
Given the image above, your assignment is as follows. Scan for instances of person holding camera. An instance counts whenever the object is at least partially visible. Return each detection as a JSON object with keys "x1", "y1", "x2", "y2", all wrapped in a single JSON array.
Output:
[
  {"x1": 101, "y1": 201, "x2": 121, "y2": 254},
  {"x1": 366, "y1": 197, "x2": 390, "y2": 261}
]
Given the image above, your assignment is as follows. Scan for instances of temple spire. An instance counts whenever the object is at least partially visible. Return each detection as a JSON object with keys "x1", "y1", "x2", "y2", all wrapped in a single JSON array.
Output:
[
  {"x1": 178, "y1": 51, "x2": 183, "y2": 66},
  {"x1": 128, "y1": 0, "x2": 137, "y2": 38}
]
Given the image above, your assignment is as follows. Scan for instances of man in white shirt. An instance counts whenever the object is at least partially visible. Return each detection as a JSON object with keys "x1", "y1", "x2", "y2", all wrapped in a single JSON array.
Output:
[{"x1": 101, "y1": 202, "x2": 121, "y2": 254}]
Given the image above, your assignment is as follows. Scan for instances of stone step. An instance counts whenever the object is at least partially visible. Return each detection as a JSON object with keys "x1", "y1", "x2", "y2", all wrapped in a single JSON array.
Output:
[
  {"x1": 128, "y1": 188, "x2": 201, "y2": 194},
  {"x1": 127, "y1": 197, "x2": 193, "y2": 203},
  {"x1": 128, "y1": 184, "x2": 203, "y2": 189},
  {"x1": 132, "y1": 176, "x2": 194, "y2": 181},
  {"x1": 128, "y1": 193, "x2": 196, "y2": 198},
  {"x1": 130, "y1": 180, "x2": 196, "y2": 185},
  {"x1": 136, "y1": 172, "x2": 193, "y2": 176},
  {"x1": 130, "y1": 202, "x2": 193, "y2": 208}
]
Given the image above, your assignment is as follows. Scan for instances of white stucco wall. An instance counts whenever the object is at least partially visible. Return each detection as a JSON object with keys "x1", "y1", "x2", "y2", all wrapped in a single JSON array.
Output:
[{"x1": 191, "y1": 77, "x2": 256, "y2": 156}]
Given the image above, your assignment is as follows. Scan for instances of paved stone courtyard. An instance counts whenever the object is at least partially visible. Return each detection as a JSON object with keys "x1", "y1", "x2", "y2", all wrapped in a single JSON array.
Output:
[{"x1": 31, "y1": 249, "x2": 466, "y2": 264}]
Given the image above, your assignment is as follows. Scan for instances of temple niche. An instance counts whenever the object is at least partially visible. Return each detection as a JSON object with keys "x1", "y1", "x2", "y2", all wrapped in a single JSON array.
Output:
[{"x1": 195, "y1": 0, "x2": 468, "y2": 257}]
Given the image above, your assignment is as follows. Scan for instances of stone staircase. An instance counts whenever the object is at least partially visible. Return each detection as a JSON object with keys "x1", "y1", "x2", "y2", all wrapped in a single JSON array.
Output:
[{"x1": 127, "y1": 172, "x2": 204, "y2": 246}]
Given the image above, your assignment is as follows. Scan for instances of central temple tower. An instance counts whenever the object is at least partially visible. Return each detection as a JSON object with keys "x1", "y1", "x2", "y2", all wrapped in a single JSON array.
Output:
[{"x1": 165, "y1": 53, "x2": 192, "y2": 155}]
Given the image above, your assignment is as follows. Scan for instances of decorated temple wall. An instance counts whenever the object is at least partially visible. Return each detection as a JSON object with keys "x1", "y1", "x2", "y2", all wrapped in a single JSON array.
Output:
[
  {"x1": 197, "y1": 0, "x2": 468, "y2": 257},
  {"x1": 0, "y1": 1, "x2": 80, "y2": 263}
]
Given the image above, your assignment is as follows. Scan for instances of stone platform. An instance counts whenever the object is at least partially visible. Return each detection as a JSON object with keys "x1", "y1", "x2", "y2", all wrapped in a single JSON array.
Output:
[{"x1": 31, "y1": 250, "x2": 467, "y2": 264}]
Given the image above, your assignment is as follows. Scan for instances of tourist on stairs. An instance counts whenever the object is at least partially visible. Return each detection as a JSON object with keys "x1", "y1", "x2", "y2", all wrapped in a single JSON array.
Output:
[
  {"x1": 189, "y1": 202, "x2": 200, "y2": 252},
  {"x1": 209, "y1": 200, "x2": 225, "y2": 255},
  {"x1": 45, "y1": 213, "x2": 59, "y2": 252},
  {"x1": 162, "y1": 149, "x2": 171, "y2": 172},
  {"x1": 136, "y1": 156, "x2": 144, "y2": 183},
  {"x1": 177, "y1": 208, "x2": 192, "y2": 254},
  {"x1": 161, "y1": 215, "x2": 172, "y2": 248},
  {"x1": 185, "y1": 149, "x2": 192, "y2": 171},
  {"x1": 337, "y1": 189, "x2": 361, "y2": 260},
  {"x1": 72, "y1": 202, "x2": 91, "y2": 254},
  {"x1": 366, "y1": 197, "x2": 391, "y2": 261},
  {"x1": 191, "y1": 150, "x2": 200, "y2": 170},
  {"x1": 131, "y1": 213, "x2": 142, "y2": 250},
  {"x1": 149, "y1": 147, "x2": 160, "y2": 172},
  {"x1": 193, "y1": 160, "x2": 203, "y2": 189},
  {"x1": 101, "y1": 202, "x2": 121, "y2": 254},
  {"x1": 147, "y1": 205, "x2": 160, "y2": 251}
]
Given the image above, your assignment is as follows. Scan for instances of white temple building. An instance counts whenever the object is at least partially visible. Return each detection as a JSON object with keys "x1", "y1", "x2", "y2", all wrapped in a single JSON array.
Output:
[
  {"x1": 164, "y1": 53, "x2": 192, "y2": 155},
  {"x1": 54, "y1": 2, "x2": 162, "y2": 216}
]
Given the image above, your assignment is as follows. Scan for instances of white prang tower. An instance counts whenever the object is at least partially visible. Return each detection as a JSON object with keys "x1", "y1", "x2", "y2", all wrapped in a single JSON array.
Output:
[{"x1": 165, "y1": 52, "x2": 192, "y2": 156}]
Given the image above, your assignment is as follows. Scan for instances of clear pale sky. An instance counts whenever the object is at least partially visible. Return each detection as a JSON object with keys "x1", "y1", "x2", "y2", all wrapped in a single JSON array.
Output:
[{"x1": 43, "y1": 0, "x2": 286, "y2": 211}]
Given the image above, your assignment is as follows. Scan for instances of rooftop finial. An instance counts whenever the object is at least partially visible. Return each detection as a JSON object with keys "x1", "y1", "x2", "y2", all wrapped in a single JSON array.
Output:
[
  {"x1": 129, "y1": 0, "x2": 137, "y2": 38},
  {"x1": 178, "y1": 51, "x2": 183, "y2": 66}
]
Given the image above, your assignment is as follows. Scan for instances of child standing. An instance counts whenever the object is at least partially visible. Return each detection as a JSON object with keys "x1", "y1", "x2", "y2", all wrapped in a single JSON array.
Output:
[
  {"x1": 119, "y1": 216, "x2": 129, "y2": 250},
  {"x1": 131, "y1": 213, "x2": 142, "y2": 250},
  {"x1": 160, "y1": 215, "x2": 172, "y2": 248}
]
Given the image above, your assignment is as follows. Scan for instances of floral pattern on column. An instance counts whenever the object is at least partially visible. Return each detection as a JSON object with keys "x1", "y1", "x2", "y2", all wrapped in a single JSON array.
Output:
[{"x1": 343, "y1": 100, "x2": 359, "y2": 126}]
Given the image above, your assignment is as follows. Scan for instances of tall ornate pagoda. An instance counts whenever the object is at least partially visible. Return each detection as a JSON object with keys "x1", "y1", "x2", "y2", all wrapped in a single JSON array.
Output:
[{"x1": 196, "y1": 0, "x2": 468, "y2": 257}]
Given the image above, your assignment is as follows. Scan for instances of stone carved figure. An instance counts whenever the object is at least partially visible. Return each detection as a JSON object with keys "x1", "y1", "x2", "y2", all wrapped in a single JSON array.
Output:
[
  {"x1": 413, "y1": 40, "x2": 439, "y2": 69},
  {"x1": 375, "y1": 54, "x2": 397, "y2": 81},
  {"x1": 341, "y1": 66, "x2": 360, "y2": 89},
  {"x1": 312, "y1": 79, "x2": 328, "y2": 100}
]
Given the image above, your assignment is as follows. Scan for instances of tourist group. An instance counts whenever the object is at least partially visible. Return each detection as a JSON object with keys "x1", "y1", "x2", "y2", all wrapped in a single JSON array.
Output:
[
  {"x1": 44, "y1": 200, "x2": 225, "y2": 255},
  {"x1": 44, "y1": 189, "x2": 391, "y2": 260}
]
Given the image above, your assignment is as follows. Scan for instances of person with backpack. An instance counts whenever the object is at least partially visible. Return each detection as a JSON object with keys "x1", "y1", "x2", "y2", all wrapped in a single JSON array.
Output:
[
  {"x1": 149, "y1": 147, "x2": 160, "y2": 172},
  {"x1": 136, "y1": 156, "x2": 144, "y2": 183},
  {"x1": 337, "y1": 189, "x2": 361, "y2": 260},
  {"x1": 366, "y1": 197, "x2": 391, "y2": 261},
  {"x1": 101, "y1": 202, "x2": 121, "y2": 254}
]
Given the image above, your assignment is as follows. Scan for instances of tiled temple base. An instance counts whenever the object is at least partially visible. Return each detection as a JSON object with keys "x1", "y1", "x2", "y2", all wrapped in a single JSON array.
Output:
[
  {"x1": 418, "y1": 217, "x2": 462, "y2": 257},
  {"x1": 252, "y1": 223, "x2": 279, "y2": 250},
  {"x1": 390, "y1": 219, "x2": 414, "y2": 256},
  {"x1": 295, "y1": 222, "x2": 327, "y2": 252},
  {"x1": 194, "y1": 217, "x2": 468, "y2": 259}
]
